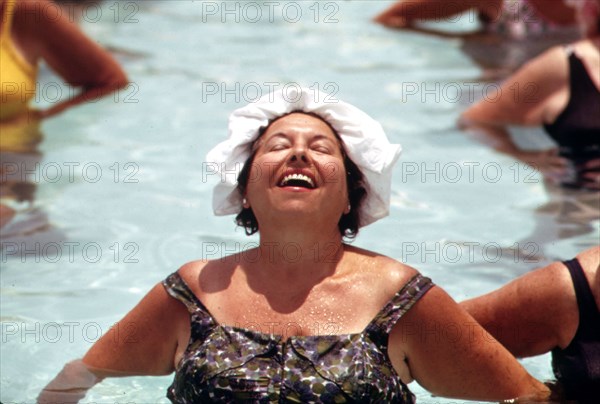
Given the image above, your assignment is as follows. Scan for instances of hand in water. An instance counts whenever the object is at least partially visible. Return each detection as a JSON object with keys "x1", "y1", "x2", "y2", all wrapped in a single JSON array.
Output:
[
  {"x1": 37, "y1": 360, "x2": 103, "y2": 404},
  {"x1": 373, "y1": 14, "x2": 409, "y2": 28},
  {"x1": 581, "y1": 158, "x2": 600, "y2": 190},
  {"x1": 516, "y1": 149, "x2": 570, "y2": 185}
]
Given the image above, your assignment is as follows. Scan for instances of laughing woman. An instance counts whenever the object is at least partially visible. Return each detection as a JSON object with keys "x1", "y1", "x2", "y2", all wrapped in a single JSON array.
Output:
[{"x1": 39, "y1": 88, "x2": 550, "y2": 403}]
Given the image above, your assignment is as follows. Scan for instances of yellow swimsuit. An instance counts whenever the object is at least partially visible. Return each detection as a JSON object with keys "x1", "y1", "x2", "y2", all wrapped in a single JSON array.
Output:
[{"x1": 0, "y1": 0, "x2": 41, "y2": 152}]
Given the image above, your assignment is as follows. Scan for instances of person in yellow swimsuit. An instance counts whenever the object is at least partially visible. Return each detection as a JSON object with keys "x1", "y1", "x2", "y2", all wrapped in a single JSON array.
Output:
[
  {"x1": 0, "y1": 0, "x2": 128, "y2": 122},
  {"x1": 0, "y1": 0, "x2": 128, "y2": 231}
]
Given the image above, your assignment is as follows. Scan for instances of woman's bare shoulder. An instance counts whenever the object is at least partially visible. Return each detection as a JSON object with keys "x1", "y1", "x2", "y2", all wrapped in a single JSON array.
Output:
[
  {"x1": 577, "y1": 245, "x2": 600, "y2": 272},
  {"x1": 534, "y1": 246, "x2": 599, "y2": 296},
  {"x1": 344, "y1": 244, "x2": 421, "y2": 292},
  {"x1": 508, "y1": 43, "x2": 569, "y2": 87},
  {"x1": 577, "y1": 245, "x2": 600, "y2": 301},
  {"x1": 176, "y1": 259, "x2": 209, "y2": 277},
  {"x1": 175, "y1": 255, "x2": 243, "y2": 297}
]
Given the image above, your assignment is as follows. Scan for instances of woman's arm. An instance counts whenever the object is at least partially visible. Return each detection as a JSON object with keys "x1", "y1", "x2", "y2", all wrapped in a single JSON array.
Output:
[
  {"x1": 374, "y1": 0, "x2": 501, "y2": 28},
  {"x1": 460, "y1": 46, "x2": 569, "y2": 127},
  {"x1": 458, "y1": 45, "x2": 571, "y2": 180},
  {"x1": 458, "y1": 120, "x2": 569, "y2": 182},
  {"x1": 19, "y1": 0, "x2": 128, "y2": 118},
  {"x1": 461, "y1": 246, "x2": 600, "y2": 357},
  {"x1": 461, "y1": 263, "x2": 577, "y2": 357},
  {"x1": 38, "y1": 281, "x2": 188, "y2": 401},
  {"x1": 37, "y1": 359, "x2": 103, "y2": 404},
  {"x1": 526, "y1": 0, "x2": 577, "y2": 26},
  {"x1": 389, "y1": 286, "x2": 550, "y2": 401},
  {"x1": 82, "y1": 282, "x2": 185, "y2": 373}
]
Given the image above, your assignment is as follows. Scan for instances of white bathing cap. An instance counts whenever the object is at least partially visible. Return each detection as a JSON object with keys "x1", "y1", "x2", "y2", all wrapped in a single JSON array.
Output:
[{"x1": 206, "y1": 86, "x2": 401, "y2": 227}]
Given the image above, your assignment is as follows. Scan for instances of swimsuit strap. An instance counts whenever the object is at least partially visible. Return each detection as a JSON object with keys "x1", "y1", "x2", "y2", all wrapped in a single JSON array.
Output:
[
  {"x1": 162, "y1": 272, "x2": 217, "y2": 326},
  {"x1": 566, "y1": 47, "x2": 600, "y2": 95},
  {"x1": 563, "y1": 258, "x2": 600, "y2": 333},
  {"x1": 564, "y1": 44, "x2": 575, "y2": 56},
  {"x1": 367, "y1": 274, "x2": 434, "y2": 336},
  {"x1": 1, "y1": 1, "x2": 16, "y2": 39}
]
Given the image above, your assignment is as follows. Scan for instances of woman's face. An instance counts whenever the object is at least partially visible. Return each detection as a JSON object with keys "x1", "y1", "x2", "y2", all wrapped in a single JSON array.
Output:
[{"x1": 244, "y1": 113, "x2": 350, "y2": 230}]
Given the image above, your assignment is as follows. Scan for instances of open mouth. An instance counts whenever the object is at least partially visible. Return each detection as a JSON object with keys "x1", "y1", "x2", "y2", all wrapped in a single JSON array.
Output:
[{"x1": 279, "y1": 173, "x2": 315, "y2": 189}]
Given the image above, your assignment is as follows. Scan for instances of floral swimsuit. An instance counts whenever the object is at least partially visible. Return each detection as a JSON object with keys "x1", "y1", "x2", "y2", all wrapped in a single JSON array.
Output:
[{"x1": 162, "y1": 271, "x2": 433, "y2": 403}]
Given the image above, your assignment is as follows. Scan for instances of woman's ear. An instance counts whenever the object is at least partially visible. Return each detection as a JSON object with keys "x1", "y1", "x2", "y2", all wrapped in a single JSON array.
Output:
[{"x1": 344, "y1": 202, "x2": 351, "y2": 215}]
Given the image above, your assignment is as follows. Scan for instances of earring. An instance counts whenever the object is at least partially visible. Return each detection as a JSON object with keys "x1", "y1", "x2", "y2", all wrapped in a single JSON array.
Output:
[
  {"x1": 346, "y1": 203, "x2": 351, "y2": 213},
  {"x1": 242, "y1": 198, "x2": 248, "y2": 207}
]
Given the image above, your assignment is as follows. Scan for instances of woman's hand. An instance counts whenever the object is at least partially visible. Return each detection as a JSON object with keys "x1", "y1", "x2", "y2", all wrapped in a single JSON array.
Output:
[
  {"x1": 514, "y1": 149, "x2": 570, "y2": 185},
  {"x1": 581, "y1": 158, "x2": 600, "y2": 190},
  {"x1": 373, "y1": 14, "x2": 409, "y2": 28},
  {"x1": 0, "y1": 109, "x2": 43, "y2": 126},
  {"x1": 37, "y1": 360, "x2": 103, "y2": 404}
]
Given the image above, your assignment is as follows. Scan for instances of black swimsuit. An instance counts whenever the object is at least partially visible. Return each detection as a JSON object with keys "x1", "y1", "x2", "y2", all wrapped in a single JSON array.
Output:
[
  {"x1": 543, "y1": 47, "x2": 600, "y2": 188},
  {"x1": 551, "y1": 258, "x2": 600, "y2": 402}
]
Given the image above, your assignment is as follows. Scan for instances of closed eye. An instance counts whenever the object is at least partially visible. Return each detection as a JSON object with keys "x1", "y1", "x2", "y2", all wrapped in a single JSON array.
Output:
[
  {"x1": 311, "y1": 146, "x2": 332, "y2": 154},
  {"x1": 270, "y1": 144, "x2": 289, "y2": 151},
  {"x1": 310, "y1": 140, "x2": 336, "y2": 154},
  {"x1": 263, "y1": 138, "x2": 291, "y2": 152},
  {"x1": 309, "y1": 136, "x2": 339, "y2": 155}
]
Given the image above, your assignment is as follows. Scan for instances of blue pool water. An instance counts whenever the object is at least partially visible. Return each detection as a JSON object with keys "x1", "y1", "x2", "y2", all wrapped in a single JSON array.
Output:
[{"x1": 1, "y1": 1, "x2": 598, "y2": 402}]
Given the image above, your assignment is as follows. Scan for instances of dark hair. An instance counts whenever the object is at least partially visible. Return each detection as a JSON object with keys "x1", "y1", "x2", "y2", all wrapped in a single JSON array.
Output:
[{"x1": 235, "y1": 111, "x2": 367, "y2": 239}]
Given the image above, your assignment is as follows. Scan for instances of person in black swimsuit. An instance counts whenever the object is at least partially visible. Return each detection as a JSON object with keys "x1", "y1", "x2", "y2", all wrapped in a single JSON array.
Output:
[
  {"x1": 461, "y1": 245, "x2": 600, "y2": 402},
  {"x1": 458, "y1": 1, "x2": 600, "y2": 189},
  {"x1": 542, "y1": 45, "x2": 600, "y2": 189},
  {"x1": 458, "y1": 1, "x2": 599, "y2": 260}
]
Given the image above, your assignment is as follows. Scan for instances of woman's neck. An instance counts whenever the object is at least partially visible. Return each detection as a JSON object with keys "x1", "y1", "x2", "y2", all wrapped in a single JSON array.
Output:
[{"x1": 258, "y1": 227, "x2": 343, "y2": 264}]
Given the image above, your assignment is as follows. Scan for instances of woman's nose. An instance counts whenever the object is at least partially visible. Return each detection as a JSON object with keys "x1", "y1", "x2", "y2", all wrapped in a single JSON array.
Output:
[
  {"x1": 289, "y1": 153, "x2": 308, "y2": 163},
  {"x1": 289, "y1": 144, "x2": 309, "y2": 163}
]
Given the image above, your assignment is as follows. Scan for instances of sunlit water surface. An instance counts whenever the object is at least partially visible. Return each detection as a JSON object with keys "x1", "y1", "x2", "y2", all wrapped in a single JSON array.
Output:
[{"x1": 1, "y1": 1, "x2": 598, "y2": 403}]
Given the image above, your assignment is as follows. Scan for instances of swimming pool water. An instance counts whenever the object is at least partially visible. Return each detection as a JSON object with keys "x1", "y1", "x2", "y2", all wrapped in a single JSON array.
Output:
[{"x1": 1, "y1": 1, "x2": 598, "y2": 402}]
